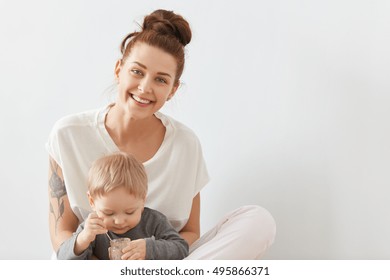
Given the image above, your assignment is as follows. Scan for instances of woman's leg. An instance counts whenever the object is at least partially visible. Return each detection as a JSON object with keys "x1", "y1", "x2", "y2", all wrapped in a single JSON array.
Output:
[{"x1": 186, "y1": 205, "x2": 276, "y2": 260}]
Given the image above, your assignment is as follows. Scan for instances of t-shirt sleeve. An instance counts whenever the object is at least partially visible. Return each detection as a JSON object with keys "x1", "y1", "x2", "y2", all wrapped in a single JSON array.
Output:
[
  {"x1": 193, "y1": 137, "x2": 210, "y2": 195},
  {"x1": 45, "y1": 120, "x2": 63, "y2": 166}
]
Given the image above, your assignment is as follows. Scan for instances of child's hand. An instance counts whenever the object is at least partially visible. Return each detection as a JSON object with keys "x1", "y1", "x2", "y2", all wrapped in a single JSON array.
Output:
[
  {"x1": 121, "y1": 239, "x2": 146, "y2": 260},
  {"x1": 80, "y1": 212, "x2": 107, "y2": 244},
  {"x1": 74, "y1": 212, "x2": 107, "y2": 256}
]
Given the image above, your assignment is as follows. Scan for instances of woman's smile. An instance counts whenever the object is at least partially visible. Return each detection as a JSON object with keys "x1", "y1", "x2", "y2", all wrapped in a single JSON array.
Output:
[{"x1": 130, "y1": 94, "x2": 152, "y2": 105}]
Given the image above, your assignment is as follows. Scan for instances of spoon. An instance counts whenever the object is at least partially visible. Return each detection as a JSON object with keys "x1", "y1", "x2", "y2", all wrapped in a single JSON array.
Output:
[{"x1": 106, "y1": 231, "x2": 113, "y2": 241}]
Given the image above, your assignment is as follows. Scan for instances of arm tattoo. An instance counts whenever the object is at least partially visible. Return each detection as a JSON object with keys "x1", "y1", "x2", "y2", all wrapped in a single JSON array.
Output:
[{"x1": 49, "y1": 159, "x2": 67, "y2": 234}]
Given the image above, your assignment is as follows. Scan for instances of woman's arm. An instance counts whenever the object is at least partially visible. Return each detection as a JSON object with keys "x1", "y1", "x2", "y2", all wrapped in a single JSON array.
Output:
[
  {"x1": 48, "y1": 157, "x2": 79, "y2": 252},
  {"x1": 179, "y1": 193, "x2": 201, "y2": 246}
]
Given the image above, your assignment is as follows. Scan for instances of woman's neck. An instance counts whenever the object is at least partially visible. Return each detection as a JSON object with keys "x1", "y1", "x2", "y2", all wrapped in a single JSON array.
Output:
[
  {"x1": 104, "y1": 104, "x2": 166, "y2": 163},
  {"x1": 105, "y1": 104, "x2": 161, "y2": 144}
]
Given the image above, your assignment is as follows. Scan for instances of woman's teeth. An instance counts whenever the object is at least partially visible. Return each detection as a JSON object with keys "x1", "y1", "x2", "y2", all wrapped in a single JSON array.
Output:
[{"x1": 132, "y1": 94, "x2": 151, "y2": 104}]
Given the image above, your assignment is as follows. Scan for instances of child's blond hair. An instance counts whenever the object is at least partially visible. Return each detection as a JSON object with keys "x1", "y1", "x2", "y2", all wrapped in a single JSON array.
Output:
[{"x1": 88, "y1": 152, "x2": 147, "y2": 199}]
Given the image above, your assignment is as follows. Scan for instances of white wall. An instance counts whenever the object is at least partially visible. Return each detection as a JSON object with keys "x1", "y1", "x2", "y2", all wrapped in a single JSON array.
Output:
[{"x1": 0, "y1": 0, "x2": 389, "y2": 259}]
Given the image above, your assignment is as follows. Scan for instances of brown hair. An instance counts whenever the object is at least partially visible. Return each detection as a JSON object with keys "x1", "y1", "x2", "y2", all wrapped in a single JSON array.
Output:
[
  {"x1": 120, "y1": 9, "x2": 192, "y2": 84},
  {"x1": 88, "y1": 152, "x2": 147, "y2": 199}
]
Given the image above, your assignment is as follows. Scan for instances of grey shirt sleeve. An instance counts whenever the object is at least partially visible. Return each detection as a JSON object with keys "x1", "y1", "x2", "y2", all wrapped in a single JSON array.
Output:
[
  {"x1": 56, "y1": 222, "x2": 93, "y2": 260},
  {"x1": 143, "y1": 210, "x2": 189, "y2": 260}
]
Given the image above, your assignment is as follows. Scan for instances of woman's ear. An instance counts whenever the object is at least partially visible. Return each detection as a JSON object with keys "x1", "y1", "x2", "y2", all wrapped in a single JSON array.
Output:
[
  {"x1": 87, "y1": 191, "x2": 95, "y2": 210},
  {"x1": 114, "y1": 59, "x2": 122, "y2": 80},
  {"x1": 168, "y1": 81, "x2": 180, "y2": 101}
]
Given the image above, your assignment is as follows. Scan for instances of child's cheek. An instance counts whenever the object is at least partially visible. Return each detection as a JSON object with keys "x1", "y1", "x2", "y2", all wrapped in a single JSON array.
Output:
[{"x1": 102, "y1": 218, "x2": 110, "y2": 228}]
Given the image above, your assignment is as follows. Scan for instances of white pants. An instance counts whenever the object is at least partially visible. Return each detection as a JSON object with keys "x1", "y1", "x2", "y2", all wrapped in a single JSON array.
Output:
[{"x1": 185, "y1": 205, "x2": 276, "y2": 260}]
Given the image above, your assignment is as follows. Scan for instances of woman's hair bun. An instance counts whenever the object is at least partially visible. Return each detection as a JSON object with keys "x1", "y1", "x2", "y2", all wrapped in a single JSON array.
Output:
[{"x1": 142, "y1": 9, "x2": 192, "y2": 46}]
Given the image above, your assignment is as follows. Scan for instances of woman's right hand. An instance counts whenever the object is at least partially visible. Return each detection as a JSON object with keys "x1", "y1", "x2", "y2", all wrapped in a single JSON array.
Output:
[{"x1": 48, "y1": 156, "x2": 79, "y2": 252}]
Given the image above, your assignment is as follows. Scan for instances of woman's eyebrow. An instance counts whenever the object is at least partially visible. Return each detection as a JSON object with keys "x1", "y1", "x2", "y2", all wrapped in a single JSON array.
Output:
[
  {"x1": 132, "y1": 61, "x2": 172, "y2": 78},
  {"x1": 132, "y1": 61, "x2": 147, "y2": 69}
]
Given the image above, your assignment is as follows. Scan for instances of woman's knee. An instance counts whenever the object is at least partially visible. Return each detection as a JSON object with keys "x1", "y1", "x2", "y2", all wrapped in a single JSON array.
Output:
[{"x1": 241, "y1": 205, "x2": 276, "y2": 245}]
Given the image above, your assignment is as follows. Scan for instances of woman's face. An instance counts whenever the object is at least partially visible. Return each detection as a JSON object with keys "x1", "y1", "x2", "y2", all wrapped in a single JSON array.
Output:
[{"x1": 115, "y1": 42, "x2": 178, "y2": 120}]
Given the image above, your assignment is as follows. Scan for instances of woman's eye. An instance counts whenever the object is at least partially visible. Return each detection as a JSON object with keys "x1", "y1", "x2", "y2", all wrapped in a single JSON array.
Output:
[
  {"x1": 131, "y1": 69, "x2": 143, "y2": 76},
  {"x1": 156, "y1": 77, "x2": 167, "y2": 84}
]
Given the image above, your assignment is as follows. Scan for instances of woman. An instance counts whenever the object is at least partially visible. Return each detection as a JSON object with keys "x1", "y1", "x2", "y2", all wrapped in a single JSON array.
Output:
[{"x1": 47, "y1": 9, "x2": 276, "y2": 259}]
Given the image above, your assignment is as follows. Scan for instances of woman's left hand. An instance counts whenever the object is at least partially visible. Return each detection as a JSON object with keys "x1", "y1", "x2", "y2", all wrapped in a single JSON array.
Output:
[{"x1": 121, "y1": 239, "x2": 146, "y2": 260}]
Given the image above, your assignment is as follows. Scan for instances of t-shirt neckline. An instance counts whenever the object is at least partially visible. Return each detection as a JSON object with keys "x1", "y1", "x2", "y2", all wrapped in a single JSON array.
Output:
[{"x1": 96, "y1": 104, "x2": 171, "y2": 165}]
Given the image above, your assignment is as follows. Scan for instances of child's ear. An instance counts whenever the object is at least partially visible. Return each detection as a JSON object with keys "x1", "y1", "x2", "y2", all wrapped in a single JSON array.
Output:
[{"x1": 87, "y1": 191, "x2": 95, "y2": 210}]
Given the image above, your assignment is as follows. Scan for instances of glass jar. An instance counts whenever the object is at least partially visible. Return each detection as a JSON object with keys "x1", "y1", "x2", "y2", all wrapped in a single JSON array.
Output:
[{"x1": 108, "y1": 238, "x2": 131, "y2": 260}]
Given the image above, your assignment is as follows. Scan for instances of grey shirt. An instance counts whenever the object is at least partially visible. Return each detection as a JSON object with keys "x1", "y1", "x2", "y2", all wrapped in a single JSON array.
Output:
[{"x1": 57, "y1": 207, "x2": 189, "y2": 260}]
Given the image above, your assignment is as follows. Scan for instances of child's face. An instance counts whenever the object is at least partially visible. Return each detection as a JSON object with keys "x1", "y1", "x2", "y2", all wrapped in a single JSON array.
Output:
[{"x1": 89, "y1": 187, "x2": 145, "y2": 235}]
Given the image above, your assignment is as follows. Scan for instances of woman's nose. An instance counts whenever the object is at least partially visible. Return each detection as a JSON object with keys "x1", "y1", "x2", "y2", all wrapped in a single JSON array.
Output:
[{"x1": 138, "y1": 77, "x2": 152, "y2": 93}]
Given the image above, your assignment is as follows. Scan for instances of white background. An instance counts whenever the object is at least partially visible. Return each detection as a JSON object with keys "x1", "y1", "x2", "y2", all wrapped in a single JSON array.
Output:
[{"x1": 0, "y1": 0, "x2": 389, "y2": 259}]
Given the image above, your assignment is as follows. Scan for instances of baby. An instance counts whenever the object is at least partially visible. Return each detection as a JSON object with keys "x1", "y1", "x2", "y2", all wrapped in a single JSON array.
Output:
[{"x1": 56, "y1": 152, "x2": 188, "y2": 260}]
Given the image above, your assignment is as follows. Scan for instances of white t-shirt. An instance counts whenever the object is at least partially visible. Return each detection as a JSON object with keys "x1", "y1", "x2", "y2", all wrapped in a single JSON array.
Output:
[{"x1": 46, "y1": 105, "x2": 210, "y2": 231}]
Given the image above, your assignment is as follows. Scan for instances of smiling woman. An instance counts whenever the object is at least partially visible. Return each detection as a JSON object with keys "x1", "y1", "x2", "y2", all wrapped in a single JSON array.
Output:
[
  {"x1": 112, "y1": 43, "x2": 178, "y2": 124},
  {"x1": 46, "y1": 9, "x2": 276, "y2": 260}
]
